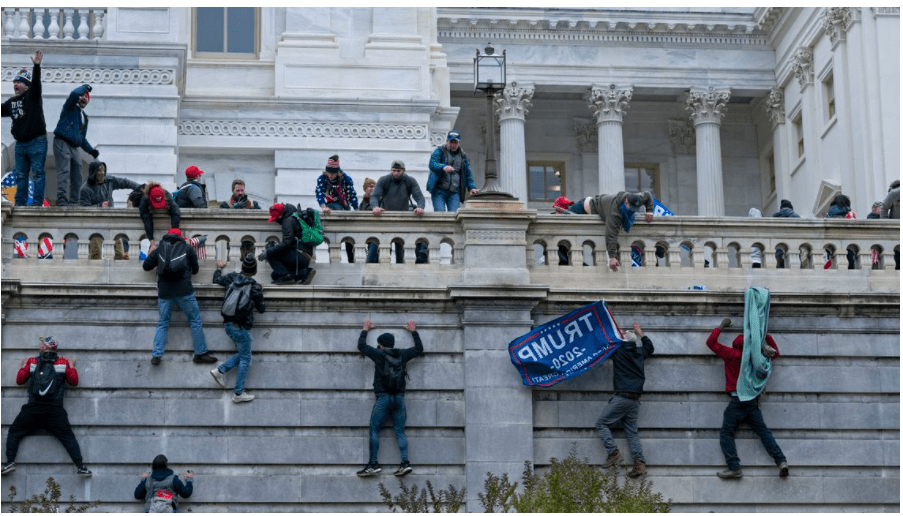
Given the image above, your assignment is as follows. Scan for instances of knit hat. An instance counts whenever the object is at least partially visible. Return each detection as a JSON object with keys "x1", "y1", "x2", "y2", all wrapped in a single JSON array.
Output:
[
  {"x1": 326, "y1": 155, "x2": 340, "y2": 174},
  {"x1": 40, "y1": 336, "x2": 58, "y2": 350},
  {"x1": 268, "y1": 203, "x2": 285, "y2": 222},
  {"x1": 553, "y1": 196, "x2": 574, "y2": 212},
  {"x1": 779, "y1": 199, "x2": 793, "y2": 210},
  {"x1": 167, "y1": 227, "x2": 182, "y2": 238},
  {"x1": 241, "y1": 252, "x2": 258, "y2": 275},
  {"x1": 363, "y1": 177, "x2": 376, "y2": 190},
  {"x1": 13, "y1": 68, "x2": 31, "y2": 88},
  {"x1": 391, "y1": 159, "x2": 405, "y2": 170},
  {"x1": 184, "y1": 165, "x2": 204, "y2": 180},
  {"x1": 732, "y1": 335, "x2": 744, "y2": 349},
  {"x1": 149, "y1": 186, "x2": 167, "y2": 209},
  {"x1": 447, "y1": 130, "x2": 461, "y2": 141},
  {"x1": 890, "y1": 180, "x2": 900, "y2": 191},
  {"x1": 377, "y1": 333, "x2": 395, "y2": 348}
]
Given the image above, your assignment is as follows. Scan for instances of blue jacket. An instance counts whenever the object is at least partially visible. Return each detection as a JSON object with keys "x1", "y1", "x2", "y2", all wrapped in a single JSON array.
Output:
[
  {"x1": 427, "y1": 145, "x2": 476, "y2": 202},
  {"x1": 53, "y1": 84, "x2": 95, "y2": 154},
  {"x1": 134, "y1": 468, "x2": 193, "y2": 512}
]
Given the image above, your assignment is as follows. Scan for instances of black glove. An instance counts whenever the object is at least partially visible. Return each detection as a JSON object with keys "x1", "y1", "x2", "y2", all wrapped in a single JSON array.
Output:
[
  {"x1": 257, "y1": 251, "x2": 268, "y2": 262},
  {"x1": 89, "y1": 149, "x2": 99, "y2": 159},
  {"x1": 719, "y1": 318, "x2": 732, "y2": 330}
]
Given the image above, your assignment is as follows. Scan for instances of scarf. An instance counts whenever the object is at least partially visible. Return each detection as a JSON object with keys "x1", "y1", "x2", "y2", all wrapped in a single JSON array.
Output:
[
  {"x1": 620, "y1": 202, "x2": 636, "y2": 233},
  {"x1": 325, "y1": 175, "x2": 349, "y2": 208}
]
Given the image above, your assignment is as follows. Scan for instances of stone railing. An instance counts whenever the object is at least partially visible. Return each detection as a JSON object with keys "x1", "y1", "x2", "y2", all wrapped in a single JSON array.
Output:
[
  {"x1": 1, "y1": 205, "x2": 899, "y2": 293},
  {"x1": 2, "y1": 7, "x2": 105, "y2": 40}
]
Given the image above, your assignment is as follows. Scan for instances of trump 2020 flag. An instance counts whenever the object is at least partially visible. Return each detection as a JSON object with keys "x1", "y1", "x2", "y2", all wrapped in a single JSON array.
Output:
[
  {"x1": 509, "y1": 300, "x2": 624, "y2": 387},
  {"x1": 653, "y1": 198, "x2": 674, "y2": 217}
]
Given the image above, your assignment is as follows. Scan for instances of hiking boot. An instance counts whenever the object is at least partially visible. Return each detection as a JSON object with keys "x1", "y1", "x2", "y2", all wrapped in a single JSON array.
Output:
[
  {"x1": 210, "y1": 368, "x2": 226, "y2": 388},
  {"x1": 356, "y1": 463, "x2": 381, "y2": 477},
  {"x1": 627, "y1": 460, "x2": 647, "y2": 478},
  {"x1": 602, "y1": 450, "x2": 621, "y2": 469},
  {"x1": 717, "y1": 468, "x2": 743, "y2": 479},
  {"x1": 298, "y1": 268, "x2": 316, "y2": 285},
  {"x1": 76, "y1": 466, "x2": 92, "y2": 477},
  {"x1": 273, "y1": 274, "x2": 295, "y2": 285},
  {"x1": 394, "y1": 461, "x2": 413, "y2": 477},
  {"x1": 193, "y1": 352, "x2": 217, "y2": 364},
  {"x1": 778, "y1": 462, "x2": 789, "y2": 477},
  {"x1": 151, "y1": 356, "x2": 161, "y2": 365},
  {"x1": 1, "y1": 462, "x2": 15, "y2": 475},
  {"x1": 232, "y1": 391, "x2": 255, "y2": 403}
]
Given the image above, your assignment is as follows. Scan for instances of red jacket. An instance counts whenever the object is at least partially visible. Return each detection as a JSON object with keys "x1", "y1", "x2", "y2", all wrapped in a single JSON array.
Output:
[
  {"x1": 17, "y1": 356, "x2": 79, "y2": 386},
  {"x1": 706, "y1": 328, "x2": 779, "y2": 393}
]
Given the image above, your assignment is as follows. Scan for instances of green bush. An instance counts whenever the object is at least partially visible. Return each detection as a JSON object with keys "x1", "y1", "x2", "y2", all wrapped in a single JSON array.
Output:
[
  {"x1": 378, "y1": 479, "x2": 465, "y2": 513},
  {"x1": 7, "y1": 476, "x2": 99, "y2": 513}
]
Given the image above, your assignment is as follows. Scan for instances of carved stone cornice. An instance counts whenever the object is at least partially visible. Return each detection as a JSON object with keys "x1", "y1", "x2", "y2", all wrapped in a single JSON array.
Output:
[
  {"x1": 668, "y1": 119, "x2": 696, "y2": 155},
  {"x1": 765, "y1": 87, "x2": 785, "y2": 128},
  {"x1": 179, "y1": 121, "x2": 428, "y2": 140},
  {"x1": 822, "y1": 7, "x2": 859, "y2": 47},
  {"x1": 574, "y1": 122, "x2": 598, "y2": 152},
  {"x1": 1, "y1": 67, "x2": 175, "y2": 85},
  {"x1": 494, "y1": 81, "x2": 534, "y2": 122},
  {"x1": 685, "y1": 87, "x2": 730, "y2": 126},
  {"x1": 790, "y1": 48, "x2": 814, "y2": 89},
  {"x1": 872, "y1": 7, "x2": 900, "y2": 16},
  {"x1": 588, "y1": 84, "x2": 633, "y2": 124},
  {"x1": 755, "y1": 7, "x2": 785, "y2": 33}
]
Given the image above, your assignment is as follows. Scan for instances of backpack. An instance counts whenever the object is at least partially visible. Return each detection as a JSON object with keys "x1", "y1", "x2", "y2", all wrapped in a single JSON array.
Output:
[
  {"x1": 157, "y1": 240, "x2": 190, "y2": 281},
  {"x1": 381, "y1": 353, "x2": 408, "y2": 394},
  {"x1": 145, "y1": 474, "x2": 176, "y2": 513},
  {"x1": 291, "y1": 210, "x2": 324, "y2": 246},
  {"x1": 221, "y1": 279, "x2": 252, "y2": 318},
  {"x1": 28, "y1": 356, "x2": 64, "y2": 402}
]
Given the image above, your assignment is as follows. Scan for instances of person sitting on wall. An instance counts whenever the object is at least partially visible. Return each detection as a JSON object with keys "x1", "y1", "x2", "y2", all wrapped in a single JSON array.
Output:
[
  {"x1": 78, "y1": 161, "x2": 141, "y2": 207},
  {"x1": 258, "y1": 203, "x2": 321, "y2": 285},
  {"x1": 173, "y1": 165, "x2": 209, "y2": 208},
  {"x1": 134, "y1": 454, "x2": 194, "y2": 513},
  {"x1": 219, "y1": 179, "x2": 261, "y2": 210}
]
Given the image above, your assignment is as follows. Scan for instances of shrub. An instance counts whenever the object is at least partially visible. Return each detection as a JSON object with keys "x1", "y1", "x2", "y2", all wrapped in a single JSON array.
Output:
[
  {"x1": 7, "y1": 476, "x2": 99, "y2": 513},
  {"x1": 378, "y1": 479, "x2": 465, "y2": 513}
]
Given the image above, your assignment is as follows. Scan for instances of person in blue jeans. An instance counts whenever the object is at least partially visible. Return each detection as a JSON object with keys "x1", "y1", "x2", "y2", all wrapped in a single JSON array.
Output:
[
  {"x1": 210, "y1": 254, "x2": 266, "y2": 403},
  {"x1": 2, "y1": 51, "x2": 48, "y2": 207},
  {"x1": 426, "y1": 130, "x2": 479, "y2": 212},
  {"x1": 142, "y1": 227, "x2": 216, "y2": 366},
  {"x1": 356, "y1": 318, "x2": 423, "y2": 477}
]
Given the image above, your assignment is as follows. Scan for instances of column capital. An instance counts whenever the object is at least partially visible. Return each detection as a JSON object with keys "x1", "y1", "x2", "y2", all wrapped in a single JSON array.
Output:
[
  {"x1": 822, "y1": 7, "x2": 860, "y2": 47},
  {"x1": 588, "y1": 84, "x2": 633, "y2": 124},
  {"x1": 765, "y1": 87, "x2": 786, "y2": 128},
  {"x1": 495, "y1": 82, "x2": 534, "y2": 122},
  {"x1": 685, "y1": 87, "x2": 731, "y2": 126},
  {"x1": 790, "y1": 47, "x2": 814, "y2": 89}
]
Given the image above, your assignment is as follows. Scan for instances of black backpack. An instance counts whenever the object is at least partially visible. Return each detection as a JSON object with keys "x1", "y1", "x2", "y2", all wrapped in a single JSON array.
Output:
[
  {"x1": 157, "y1": 240, "x2": 190, "y2": 281},
  {"x1": 381, "y1": 353, "x2": 407, "y2": 394},
  {"x1": 28, "y1": 356, "x2": 64, "y2": 402},
  {"x1": 221, "y1": 279, "x2": 252, "y2": 319}
]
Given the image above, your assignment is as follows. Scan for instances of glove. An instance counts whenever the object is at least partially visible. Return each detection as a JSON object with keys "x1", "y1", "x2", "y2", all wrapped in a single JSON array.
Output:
[
  {"x1": 89, "y1": 149, "x2": 99, "y2": 159},
  {"x1": 719, "y1": 317, "x2": 732, "y2": 330},
  {"x1": 257, "y1": 251, "x2": 268, "y2": 262}
]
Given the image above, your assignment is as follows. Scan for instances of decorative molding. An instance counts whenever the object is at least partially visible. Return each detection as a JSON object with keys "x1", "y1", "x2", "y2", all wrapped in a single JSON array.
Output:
[
  {"x1": 822, "y1": 7, "x2": 858, "y2": 47},
  {"x1": 468, "y1": 230, "x2": 523, "y2": 243},
  {"x1": 2, "y1": 67, "x2": 174, "y2": 85},
  {"x1": 765, "y1": 87, "x2": 786, "y2": 128},
  {"x1": 430, "y1": 132, "x2": 447, "y2": 147},
  {"x1": 790, "y1": 48, "x2": 814, "y2": 89},
  {"x1": 574, "y1": 122, "x2": 598, "y2": 153},
  {"x1": 872, "y1": 7, "x2": 900, "y2": 16},
  {"x1": 668, "y1": 119, "x2": 696, "y2": 155},
  {"x1": 179, "y1": 121, "x2": 429, "y2": 139},
  {"x1": 588, "y1": 84, "x2": 633, "y2": 124},
  {"x1": 756, "y1": 7, "x2": 785, "y2": 33},
  {"x1": 495, "y1": 81, "x2": 534, "y2": 122},
  {"x1": 685, "y1": 87, "x2": 731, "y2": 126}
]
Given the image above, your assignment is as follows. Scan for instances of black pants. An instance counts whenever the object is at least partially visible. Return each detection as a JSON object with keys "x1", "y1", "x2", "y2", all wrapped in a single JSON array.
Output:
[
  {"x1": 5, "y1": 403, "x2": 84, "y2": 467},
  {"x1": 267, "y1": 247, "x2": 312, "y2": 281}
]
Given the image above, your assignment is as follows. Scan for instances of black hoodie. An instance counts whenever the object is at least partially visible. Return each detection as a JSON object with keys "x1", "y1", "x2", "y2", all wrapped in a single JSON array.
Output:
[
  {"x1": 610, "y1": 335, "x2": 655, "y2": 395},
  {"x1": 358, "y1": 330, "x2": 424, "y2": 394},
  {"x1": 78, "y1": 161, "x2": 141, "y2": 207},
  {"x1": 212, "y1": 269, "x2": 265, "y2": 329}
]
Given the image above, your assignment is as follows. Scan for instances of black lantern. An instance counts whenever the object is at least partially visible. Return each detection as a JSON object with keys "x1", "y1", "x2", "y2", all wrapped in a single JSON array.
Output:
[
  {"x1": 471, "y1": 43, "x2": 514, "y2": 199},
  {"x1": 474, "y1": 43, "x2": 506, "y2": 93}
]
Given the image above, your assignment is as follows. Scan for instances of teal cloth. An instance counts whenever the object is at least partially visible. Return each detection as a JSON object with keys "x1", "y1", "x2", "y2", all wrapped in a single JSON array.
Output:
[{"x1": 737, "y1": 287, "x2": 772, "y2": 401}]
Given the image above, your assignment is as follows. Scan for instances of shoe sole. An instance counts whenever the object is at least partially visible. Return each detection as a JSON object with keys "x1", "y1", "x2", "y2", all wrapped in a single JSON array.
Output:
[
  {"x1": 232, "y1": 397, "x2": 255, "y2": 403},
  {"x1": 717, "y1": 473, "x2": 743, "y2": 479},
  {"x1": 210, "y1": 370, "x2": 226, "y2": 387},
  {"x1": 1, "y1": 467, "x2": 15, "y2": 475},
  {"x1": 357, "y1": 470, "x2": 381, "y2": 477},
  {"x1": 77, "y1": 472, "x2": 92, "y2": 477},
  {"x1": 394, "y1": 468, "x2": 412, "y2": 477}
]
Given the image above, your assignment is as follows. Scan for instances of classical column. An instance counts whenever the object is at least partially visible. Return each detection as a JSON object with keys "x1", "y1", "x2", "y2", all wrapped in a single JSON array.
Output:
[
  {"x1": 765, "y1": 87, "x2": 790, "y2": 205},
  {"x1": 495, "y1": 82, "x2": 534, "y2": 201},
  {"x1": 589, "y1": 84, "x2": 633, "y2": 193},
  {"x1": 686, "y1": 87, "x2": 730, "y2": 216}
]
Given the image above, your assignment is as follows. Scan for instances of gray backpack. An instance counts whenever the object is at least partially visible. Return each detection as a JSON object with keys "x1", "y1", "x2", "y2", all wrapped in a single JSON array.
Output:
[{"x1": 145, "y1": 474, "x2": 176, "y2": 513}]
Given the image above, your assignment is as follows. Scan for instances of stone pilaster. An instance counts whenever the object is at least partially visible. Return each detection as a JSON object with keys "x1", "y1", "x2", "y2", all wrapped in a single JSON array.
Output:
[
  {"x1": 668, "y1": 119, "x2": 696, "y2": 155},
  {"x1": 686, "y1": 86, "x2": 730, "y2": 217},
  {"x1": 765, "y1": 87, "x2": 786, "y2": 129},
  {"x1": 495, "y1": 82, "x2": 534, "y2": 202},
  {"x1": 790, "y1": 47, "x2": 814, "y2": 90},
  {"x1": 589, "y1": 84, "x2": 633, "y2": 193},
  {"x1": 823, "y1": 7, "x2": 860, "y2": 48},
  {"x1": 765, "y1": 87, "x2": 791, "y2": 206}
]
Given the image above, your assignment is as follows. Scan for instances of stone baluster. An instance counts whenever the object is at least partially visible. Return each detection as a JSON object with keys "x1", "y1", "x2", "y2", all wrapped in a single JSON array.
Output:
[
  {"x1": 378, "y1": 242, "x2": 391, "y2": 264},
  {"x1": 17, "y1": 9, "x2": 30, "y2": 38},
  {"x1": 78, "y1": 241, "x2": 90, "y2": 260},
  {"x1": 355, "y1": 242, "x2": 367, "y2": 263},
  {"x1": 32, "y1": 8, "x2": 45, "y2": 39},
  {"x1": 619, "y1": 248, "x2": 632, "y2": 269},
  {"x1": 495, "y1": 82, "x2": 534, "y2": 201},
  {"x1": 4, "y1": 9, "x2": 16, "y2": 38},
  {"x1": 690, "y1": 246, "x2": 705, "y2": 268},
  {"x1": 103, "y1": 239, "x2": 115, "y2": 259},
  {"x1": 786, "y1": 247, "x2": 800, "y2": 269},
  {"x1": 214, "y1": 239, "x2": 227, "y2": 261},
  {"x1": 589, "y1": 84, "x2": 633, "y2": 193},
  {"x1": 47, "y1": 8, "x2": 60, "y2": 39},
  {"x1": 714, "y1": 247, "x2": 729, "y2": 269},
  {"x1": 883, "y1": 248, "x2": 897, "y2": 272},
  {"x1": 569, "y1": 246, "x2": 583, "y2": 267},
  {"x1": 739, "y1": 248, "x2": 751, "y2": 269},
  {"x1": 686, "y1": 87, "x2": 731, "y2": 216},
  {"x1": 668, "y1": 246, "x2": 681, "y2": 269},
  {"x1": 328, "y1": 240, "x2": 341, "y2": 263},
  {"x1": 858, "y1": 248, "x2": 872, "y2": 270},
  {"x1": 76, "y1": 9, "x2": 89, "y2": 40},
  {"x1": 62, "y1": 8, "x2": 75, "y2": 40},
  {"x1": 91, "y1": 9, "x2": 104, "y2": 40}
]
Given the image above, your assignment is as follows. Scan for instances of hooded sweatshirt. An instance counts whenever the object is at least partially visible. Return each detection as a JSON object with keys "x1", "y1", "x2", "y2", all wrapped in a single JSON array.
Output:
[
  {"x1": 134, "y1": 468, "x2": 193, "y2": 512},
  {"x1": 78, "y1": 161, "x2": 141, "y2": 207},
  {"x1": 358, "y1": 330, "x2": 424, "y2": 395},
  {"x1": 212, "y1": 269, "x2": 265, "y2": 329},
  {"x1": 609, "y1": 335, "x2": 654, "y2": 394},
  {"x1": 53, "y1": 84, "x2": 95, "y2": 154},
  {"x1": 142, "y1": 232, "x2": 198, "y2": 299},
  {"x1": 1, "y1": 63, "x2": 46, "y2": 143}
]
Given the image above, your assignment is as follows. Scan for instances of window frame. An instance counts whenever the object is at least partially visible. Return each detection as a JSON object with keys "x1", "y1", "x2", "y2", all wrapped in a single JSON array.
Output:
[
  {"x1": 526, "y1": 161, "x2": 565, "y2": 203},
  {"x1": 192, "y1": 7, "x2": 260, "y2": 60},
  {"x1": 623, "y1": 162, "x2": 661, "y2": 199}
]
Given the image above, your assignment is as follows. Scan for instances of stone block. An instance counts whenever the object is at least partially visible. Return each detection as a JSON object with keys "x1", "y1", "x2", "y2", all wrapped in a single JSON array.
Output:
[
  {"x1": 465, "y1": 423, "x2": 533, "y2": 461},
  {"x1": 465, "y1": 387, "x2": 532, "y2": 425}
]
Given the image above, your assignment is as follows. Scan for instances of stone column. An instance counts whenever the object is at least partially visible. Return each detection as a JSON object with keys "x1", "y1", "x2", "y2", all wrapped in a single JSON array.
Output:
[
  {"x1": 495, "y1": 82, "x2": 534, "y2": 202},
  {"x1": 589, "y1": 84, "x2": 633, "y2": 193},
  {"x1": 765, "y1": 87, "x2": 790, "y2": 205},
  {"x1": 686, "y1": 87, "x2": 730, "y2": 216}
]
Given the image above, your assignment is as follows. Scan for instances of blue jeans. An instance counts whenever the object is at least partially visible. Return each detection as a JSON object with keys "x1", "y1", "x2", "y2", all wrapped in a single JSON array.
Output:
[
  {"x1": 719, "y1": 396, "x2": 786, "y2": 471},
  {"x1": 14, "y1": 136, "x2": 47, "y2": 206},
  {"x1": 219, "y1": 322, "x2": 252, "y2": 395},
  {"x1": 366, "y1": 242, "x2": 428, "y2": 264},
  {"x1": 431, "y1": 188, "x2": 460, "y2": 212},
  {"x1": 152, "y1": 293, "x2": 208, "y2": 357},
  {"x1": 596, "y1": 394, "x2": 645, "y2": 463},
  {"x1": 368, "y1": 393, "x2": 408, "y2": 464}
]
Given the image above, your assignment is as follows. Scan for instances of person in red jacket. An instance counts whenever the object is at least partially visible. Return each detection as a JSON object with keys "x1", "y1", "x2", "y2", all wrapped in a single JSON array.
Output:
[
  {"x1": 706, "y1": 318, "x2": 787, "y2": 480},
  {"x1": 2, "y1": 337, "x2": 91, "y2": 477}
]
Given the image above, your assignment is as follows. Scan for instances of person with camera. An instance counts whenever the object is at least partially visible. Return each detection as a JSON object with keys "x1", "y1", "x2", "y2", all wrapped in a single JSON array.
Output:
[
  {"x1": 258, "y1": 203, "x2": 322, "y2": 285},
  {"x1": 134, "y1": 454, "x2": 194, "y2": 513},
  {"x1": 219, "y1": 179, "x2": 261, "y2": 210}
]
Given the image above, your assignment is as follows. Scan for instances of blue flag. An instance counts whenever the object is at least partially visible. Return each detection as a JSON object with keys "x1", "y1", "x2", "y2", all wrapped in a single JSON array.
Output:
[
  {"x1": 509, "y1": 300, "x2": 625, "y2": 388},
  {"x1": 653, "y1": 198, "x2": 674, "y2": 217}
]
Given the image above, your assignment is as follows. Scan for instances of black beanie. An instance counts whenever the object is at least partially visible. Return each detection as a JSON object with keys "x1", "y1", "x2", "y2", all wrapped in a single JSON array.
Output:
[
  {"x1": 241, "y1": 252, "x2": 257, "y2": 275},
  {"x1": 780, "y1": 199, "x2": 793, "y2": 210},
  {"x1": 377, "y1": 333, "x2": 395, "y2": 348}
]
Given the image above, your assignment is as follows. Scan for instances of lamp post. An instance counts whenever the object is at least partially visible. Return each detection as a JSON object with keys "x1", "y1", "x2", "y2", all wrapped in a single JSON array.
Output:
[{"x1": 472, "y1": 43, "x2": 514, "y2": 199}]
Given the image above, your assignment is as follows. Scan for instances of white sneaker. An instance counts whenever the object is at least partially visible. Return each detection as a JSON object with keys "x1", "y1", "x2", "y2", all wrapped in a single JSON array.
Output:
[
  {"x1": 232, "y1": 391, "x2": 255, "y2": 403},
  {"x1": 210, "y1": 368, "x2": 226, "y2": 388}
]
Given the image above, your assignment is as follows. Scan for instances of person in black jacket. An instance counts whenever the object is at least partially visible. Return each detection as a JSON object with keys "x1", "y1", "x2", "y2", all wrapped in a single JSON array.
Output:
[
  {"x1": 209, "y1": 254, "x2": 265, "y2": 403},
  {"x1": 142, "y1": 228, "x2": 215, "y2": 365},
  {"x1": 138, "y1": 182, "x2": 181, "y2": 245},
  {"x1": 595, "y1": 323, "x2": 654, "y2": 478},
  {"x1": 258, "y1": 203, "x2": 319, "y2": 285},
  {"x1": 77, "y1": 161, "x2": 140, "y2": 207},
  {"x1": 356, "y1": 319, "x2": 423, "y2": 478},
  {"x1": 134, "y1": 454, "x2": 193, "y2": 512},
  {"x1": 173, "y1": 165, "x2": 208, "y2": 208},
  {"x1": 2, "y1": 50, "x2": 47, "y2": 206}
]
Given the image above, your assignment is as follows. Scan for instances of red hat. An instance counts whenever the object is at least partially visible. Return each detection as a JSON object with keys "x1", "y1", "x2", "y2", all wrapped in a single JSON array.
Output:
[
  {"x1": 167, "y1": 227, "x2": 182, "y2": 238},
  {"x1": 149, "y1": 186, "x2": 167, "y2": 209},
  {"x1": 268, "y1": 203, "x2": 285, "y2": 222},
  {"x1": 185, "y1": 165, "x2": 204, "y2": 179},
  {"x1": 553, "y1": 196, "x2": 574, "y2": 212}
]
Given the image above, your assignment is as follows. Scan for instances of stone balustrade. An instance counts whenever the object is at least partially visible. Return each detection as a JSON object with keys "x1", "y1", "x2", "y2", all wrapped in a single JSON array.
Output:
[{"x1": 2, "y1": 7, "x2": 105, "y2": 40}]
